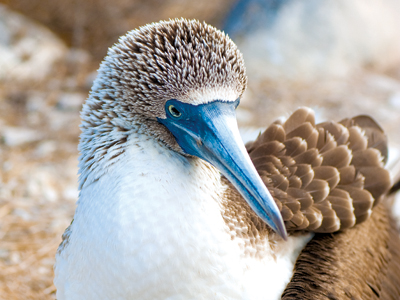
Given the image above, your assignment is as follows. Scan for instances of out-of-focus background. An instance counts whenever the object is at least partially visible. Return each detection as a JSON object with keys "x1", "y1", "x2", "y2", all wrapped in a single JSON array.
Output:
[{"x1": 1, "y1": 0, "x2": 400, "y2": 298}]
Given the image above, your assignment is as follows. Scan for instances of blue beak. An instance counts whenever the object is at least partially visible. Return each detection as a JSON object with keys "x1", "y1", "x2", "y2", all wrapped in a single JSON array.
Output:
[{"x1": 158, "y1": 99, "x2": 287, "y2": 240}]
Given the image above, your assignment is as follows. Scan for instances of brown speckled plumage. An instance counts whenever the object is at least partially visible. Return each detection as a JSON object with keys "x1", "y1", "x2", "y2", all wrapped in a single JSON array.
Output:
[{"x1": 223, "y1": 107, "x2": 391, "y2": 240}]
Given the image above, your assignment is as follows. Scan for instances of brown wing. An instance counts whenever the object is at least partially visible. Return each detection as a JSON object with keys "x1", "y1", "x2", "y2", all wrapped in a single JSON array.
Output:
[
  {"x1": 281, "y1": 200, "x2": 400, "y2": 300},
  {"x1": 246, "y1": 107, "x2": 391, "y2": 233}
]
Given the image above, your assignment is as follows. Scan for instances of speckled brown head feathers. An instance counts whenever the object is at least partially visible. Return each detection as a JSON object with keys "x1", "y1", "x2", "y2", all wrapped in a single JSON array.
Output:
[
  {"x1": 226, "y1": 107, "x2": 391, "y2": 235},
  {"x1": 86, "y1": 18, "x2": 246, "y2": 120}
]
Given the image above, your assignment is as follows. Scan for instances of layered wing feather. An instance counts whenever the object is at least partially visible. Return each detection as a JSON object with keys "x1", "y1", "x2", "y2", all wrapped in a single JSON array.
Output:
[{"x1": 246, "y1": 107, "x2": 391, "y2": 233}]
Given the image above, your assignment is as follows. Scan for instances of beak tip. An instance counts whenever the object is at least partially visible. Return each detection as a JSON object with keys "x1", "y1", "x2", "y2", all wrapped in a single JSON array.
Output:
[
  {"x1": 277, "y1": 223, "x2": 288, "y2": 241},
  {"x1": 270, "y1": 214, "x2": 288, "y2": 241}
]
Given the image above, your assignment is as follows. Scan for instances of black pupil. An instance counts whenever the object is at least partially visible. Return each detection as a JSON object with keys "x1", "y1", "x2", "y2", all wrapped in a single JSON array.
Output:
[{"x1": 170, "y1": 106, "x2": 181, "y2": 117}]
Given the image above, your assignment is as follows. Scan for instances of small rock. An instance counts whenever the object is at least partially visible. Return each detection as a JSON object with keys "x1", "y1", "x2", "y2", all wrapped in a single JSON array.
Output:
[
  {"x1": 0, "y1": 249, "x2": 9, "y2": 260},
  {"x1": 26, "y1": 93, "x2": 49, "y2": 112},
  {"x1": 34, "y1": 140, "x2": 57, "y2": 158},
  {"x1": 9, "y1": 251, "x2": 21, "y2": 264},
  {"x1": 12, "y1": 208, "x2": 31, "y2": 221},
  {"x1": 38, "y1": 266, "x2": 49, "y2": 275},
  {"x1": 2, "y1": 160, "x2": 13, "y2": 172},
  {"x1": 1, "y1": 126, "x2": 43, "y2": 147},
  {"x1": 57, "y1": 92, "x2": 85, "y2": 111}
]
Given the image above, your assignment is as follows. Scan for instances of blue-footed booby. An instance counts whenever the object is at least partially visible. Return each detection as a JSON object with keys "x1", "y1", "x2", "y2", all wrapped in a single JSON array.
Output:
[{"x1": 54, "y1": 19, "x2": 400, "y2": 300}]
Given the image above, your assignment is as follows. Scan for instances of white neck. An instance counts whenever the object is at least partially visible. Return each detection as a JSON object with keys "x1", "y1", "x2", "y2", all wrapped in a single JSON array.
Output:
[{"x1": 55, "y1": 131, "x2": 312, "y2": 300}]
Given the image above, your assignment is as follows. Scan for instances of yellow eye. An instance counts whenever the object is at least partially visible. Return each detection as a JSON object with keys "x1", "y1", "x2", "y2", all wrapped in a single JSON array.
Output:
[{"x1": 168, "y1": 105, "x2": 182, "y2": 118}]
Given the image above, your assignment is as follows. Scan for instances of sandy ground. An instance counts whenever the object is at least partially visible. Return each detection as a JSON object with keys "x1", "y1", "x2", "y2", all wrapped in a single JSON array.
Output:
[{"x1": 1, "y1": 2, "x2": 400, "y2": 299}]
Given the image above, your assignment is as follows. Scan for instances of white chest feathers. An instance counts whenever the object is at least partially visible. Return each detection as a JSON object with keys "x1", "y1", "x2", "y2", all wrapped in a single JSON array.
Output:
[{"x1": 54, "y1": 134, "x2": 311, "y2": 300}]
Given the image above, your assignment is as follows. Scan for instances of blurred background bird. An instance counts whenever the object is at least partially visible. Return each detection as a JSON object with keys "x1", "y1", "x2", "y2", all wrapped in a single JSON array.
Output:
[{"x1": 1, "y1": 0, "x2": 400, "y2": 299}]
